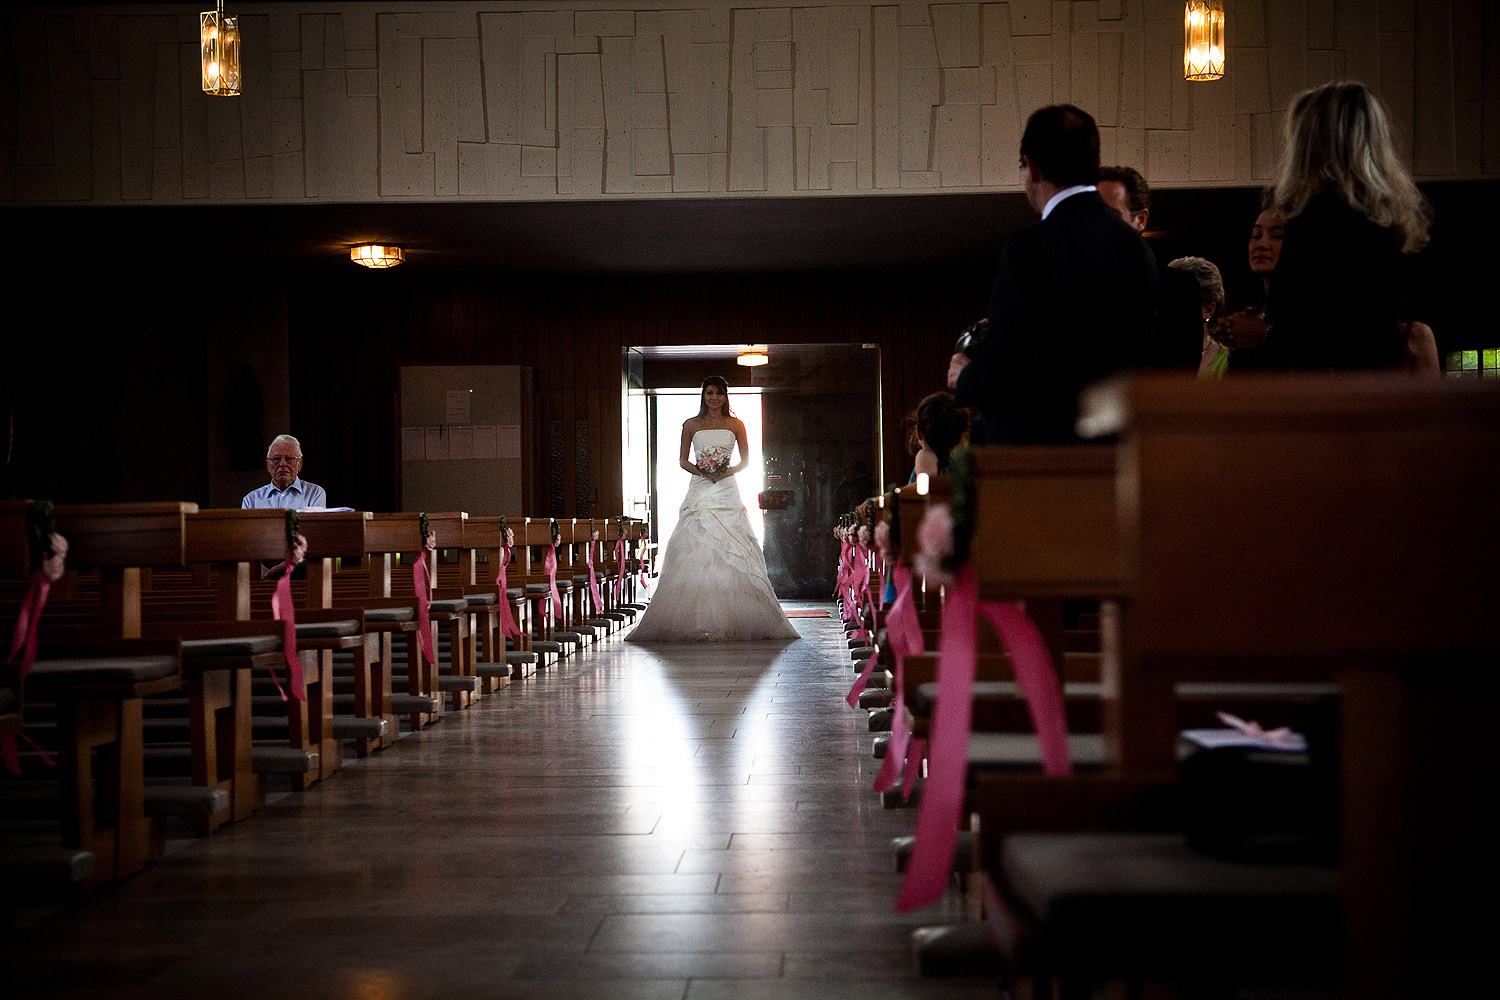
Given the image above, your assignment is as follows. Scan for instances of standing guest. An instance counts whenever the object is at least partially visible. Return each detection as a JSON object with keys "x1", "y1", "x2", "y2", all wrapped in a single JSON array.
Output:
[
  {"x1": 1215, "y1": 81, "x2": 1431, "y2": 370},
  {"x1": 1099, "y1": 163, "x2": 1208, "y2": 371},
  {"x1": 1164, "y1": 256, "x2": 1228, "y2": 377},
  {"x1": 1097, "y1": 165, "x2": 1150, "y2": 233},
  {"x1": 952, "y1": 105, "x2": 1158, "y2": 443},
  {"x1": 908, "y1": 391, "x2": 969, "y2": 479},
  {"x1": 242, "y1": 434, "x2": 327, "y2": 509}
]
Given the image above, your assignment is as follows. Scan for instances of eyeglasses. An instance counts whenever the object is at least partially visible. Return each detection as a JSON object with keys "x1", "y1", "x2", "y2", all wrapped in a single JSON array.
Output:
[{"x1": 267, "y1": 455, "x2": 301, "y2": 466}]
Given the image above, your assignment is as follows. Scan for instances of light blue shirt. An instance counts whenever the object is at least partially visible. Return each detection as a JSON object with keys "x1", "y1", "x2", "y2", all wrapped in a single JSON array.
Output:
[{"x1": 241, "y1": 478, "x2": 327, "y2": 510}]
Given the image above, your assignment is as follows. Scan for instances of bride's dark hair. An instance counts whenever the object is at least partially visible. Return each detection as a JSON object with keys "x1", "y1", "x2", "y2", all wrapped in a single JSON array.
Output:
[{"x1": 697, "y1": 376, "x2": 733, "y2": 419}]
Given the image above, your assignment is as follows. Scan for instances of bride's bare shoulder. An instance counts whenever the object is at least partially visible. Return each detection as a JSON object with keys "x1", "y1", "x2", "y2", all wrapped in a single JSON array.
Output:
[{"x1": 682, "y1": 416, "x2": 703, "y2": 431}]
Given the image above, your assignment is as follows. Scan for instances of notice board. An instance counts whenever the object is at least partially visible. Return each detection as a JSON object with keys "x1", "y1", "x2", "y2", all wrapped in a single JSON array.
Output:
[{"x1": 399, "y1": 365, "x2": 527, "y2": 516}]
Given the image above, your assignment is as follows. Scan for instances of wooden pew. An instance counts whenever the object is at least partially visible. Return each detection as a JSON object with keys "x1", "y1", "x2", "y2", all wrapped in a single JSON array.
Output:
[
  {"x1": 976, "y1": 375, "x2": 1500, "y2": 997},
  {"x1": 460, "y1": 516, "x2": 535, "y2": 685},
  {"x1": 3, "y1": 503, "x2": 191, "y2": 884},
  {"x1": 360, "y1": 512, "x2": 455, "y2": 729}
]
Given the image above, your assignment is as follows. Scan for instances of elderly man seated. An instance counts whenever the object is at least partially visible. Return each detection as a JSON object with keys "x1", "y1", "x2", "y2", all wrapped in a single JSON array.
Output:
[{"x1": 242, "y1": 434, "x2": 327, "y2": 509}]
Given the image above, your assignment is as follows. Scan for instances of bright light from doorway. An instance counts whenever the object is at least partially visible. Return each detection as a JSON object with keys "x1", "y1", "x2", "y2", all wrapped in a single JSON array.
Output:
[{"x1": 654, "y1": 389, "x2": 765, "y2": 564}]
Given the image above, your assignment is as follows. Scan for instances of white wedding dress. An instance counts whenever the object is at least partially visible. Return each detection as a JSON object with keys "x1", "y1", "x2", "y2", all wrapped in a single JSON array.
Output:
[{"x1": 628, "y1": 429, "x2": 800, "y2": 643}]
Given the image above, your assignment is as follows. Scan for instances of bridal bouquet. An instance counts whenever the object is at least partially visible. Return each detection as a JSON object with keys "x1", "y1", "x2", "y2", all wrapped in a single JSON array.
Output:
[{"x1": 695, "y1": 444, "x2": 732, "y2": 479}]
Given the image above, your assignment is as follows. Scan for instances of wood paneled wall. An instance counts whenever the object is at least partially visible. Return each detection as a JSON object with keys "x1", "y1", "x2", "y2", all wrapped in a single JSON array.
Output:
[
  {"x1": 288, "y1": 267, "x2": 992, "y2": 516},
  {"x1": 4, "y1": 1, "x2": 1495, "y2": 207}
]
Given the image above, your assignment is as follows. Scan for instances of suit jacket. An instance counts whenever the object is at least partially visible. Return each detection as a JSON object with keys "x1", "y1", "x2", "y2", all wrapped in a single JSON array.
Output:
[{"x1": 956, "y1": 191, "x2": 1159, "y2": 444}]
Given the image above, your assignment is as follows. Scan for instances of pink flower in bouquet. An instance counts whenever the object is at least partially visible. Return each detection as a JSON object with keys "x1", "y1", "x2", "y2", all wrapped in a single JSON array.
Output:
[
  {"x1": 873, "y1": 521, "x2": 893, "y2": 561},
  {"x1": 423, "y1": 530, "x2": 437, "y2": 551},
  {"x1": 505, "y1": 527, "x2": 515, "y2": 548},
  {"x1": 857, "y1": 524, "x2": 872, "y2": 547},
  {"x1": 41, "y1": 532, "x2": 69, "y2": 583},
  {"x1": 288, "y1": 533, "x2": 308, "y2": 567},
  {"x1": 913, "y1": 504, "x2": 956, "y2": 586}
]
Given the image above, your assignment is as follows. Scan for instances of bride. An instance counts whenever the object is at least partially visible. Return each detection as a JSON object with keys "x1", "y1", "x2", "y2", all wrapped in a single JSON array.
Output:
[{"x1": 628, "y1": 377, "x2": 800, "y2": 643}]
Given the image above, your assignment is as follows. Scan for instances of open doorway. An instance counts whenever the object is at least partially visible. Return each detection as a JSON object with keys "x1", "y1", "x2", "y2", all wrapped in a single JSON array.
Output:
[{"x1": 622, "y1": 344, "x2": 881, "y2": 598}]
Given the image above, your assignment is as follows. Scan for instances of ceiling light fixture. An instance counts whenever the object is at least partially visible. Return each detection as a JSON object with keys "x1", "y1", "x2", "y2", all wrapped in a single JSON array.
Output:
[
  {"x1": 737, "y1": 351, "x2": 768, "y2": 367},
  {"x1": 1184, "y1": 1, "x2": 1225, "y2": 81},
  {"x1": 350, "y1": 244, "x2": 405, "y2": 268},
  {"x1": 201, "y1": 1, "x2": 241, "y2": 96}
]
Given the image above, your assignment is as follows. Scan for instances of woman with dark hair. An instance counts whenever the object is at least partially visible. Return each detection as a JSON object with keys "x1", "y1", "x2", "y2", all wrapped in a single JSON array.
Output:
[{"x1": 628, "y1": 377, "x2": 798, "y2": 643}]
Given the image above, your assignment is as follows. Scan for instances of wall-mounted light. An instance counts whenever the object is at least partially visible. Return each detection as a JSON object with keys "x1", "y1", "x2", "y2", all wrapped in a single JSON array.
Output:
[
  {"x1": 350, "y1": 244, "x2": 405, "y2": 268},
  {"x1": 201, "y1": 1, "x2": 241, "y2": 96},
  {"x1": 1184, "y1": 1, "x2": 1225, "y2": 82},
  {"x1": 737, "y1": 351, "x2": 768, "y2": 367}
]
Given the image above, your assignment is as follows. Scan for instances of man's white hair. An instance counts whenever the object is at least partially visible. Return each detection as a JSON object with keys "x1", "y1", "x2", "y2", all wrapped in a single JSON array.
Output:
[{"x1": 267, "y1": 434, "x2": 302, "y2": 458}]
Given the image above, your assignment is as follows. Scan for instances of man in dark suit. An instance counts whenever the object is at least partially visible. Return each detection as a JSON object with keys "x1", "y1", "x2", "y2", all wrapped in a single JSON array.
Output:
[{"x1": 951, "y1": 105, "x2": 1158, "y2": 444}]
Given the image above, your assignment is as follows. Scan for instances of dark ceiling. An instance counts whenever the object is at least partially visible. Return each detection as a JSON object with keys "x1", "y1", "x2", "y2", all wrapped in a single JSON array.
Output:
[{"x1": 1, "y1": 186, "x2": 1271, "y2": 277}]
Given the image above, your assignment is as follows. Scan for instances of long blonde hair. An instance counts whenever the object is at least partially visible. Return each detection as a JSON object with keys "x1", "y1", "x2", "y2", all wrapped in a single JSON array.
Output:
[{"x1": 1268, "y1": 81, "x2": 1430, "y2": 253}]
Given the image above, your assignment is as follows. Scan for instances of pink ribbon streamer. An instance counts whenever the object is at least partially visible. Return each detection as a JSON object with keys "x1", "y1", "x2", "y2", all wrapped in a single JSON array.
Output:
[
  {"x1": 7, "y1": 570, "x2": 51, "y2": 677},
  {"x1": 4, "y1": 570, "x2": 56, "y2": 775},
  {"x1": 269, "y1": 558, "x2": 306, "y2": 702},
  {"x1": 612, "y1": 537, "x2": 627, "y2": 603},
  {"x1": 412, "y1": 549, "x2": 436, "y2": 665},
  {"x1": 494, "y1": 546, "x2": 522, "y2": 640},
  {"x1": 871, "y1": 566, "x2": 923, "y2": 788},
  {"x1": 895, "y1": 566, "x2": 978, "y2": 912},
  {"x1": 978, "y1": 599, "x2": 1072, "y2": 778},
  {"x1": 637, "y1": 536, "x2": 647, "y2": 590},
  {"x1": 894, "y1": 570, "x2": 1074, "y2": 912},
  {"x1": 585, "y1": 539, "x2": 605, "y2": 615},
  {"x1": 543, "y1": 545, "x2": 563, "y2": 625}
]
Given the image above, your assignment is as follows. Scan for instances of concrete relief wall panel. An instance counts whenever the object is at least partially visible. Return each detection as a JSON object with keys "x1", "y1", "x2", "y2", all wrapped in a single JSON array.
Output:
[{"x1": 2, "y1": 0, "x2": 1494, "y2": 207}]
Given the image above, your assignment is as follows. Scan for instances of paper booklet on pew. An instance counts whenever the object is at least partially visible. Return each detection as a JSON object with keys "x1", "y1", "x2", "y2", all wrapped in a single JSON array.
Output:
[
  {"x1": 1181, "y1": 712, "x2": 1308, "y2": 753},
  {"x1": 299, "y1": 507, "x2": 356, "y2": 512}
]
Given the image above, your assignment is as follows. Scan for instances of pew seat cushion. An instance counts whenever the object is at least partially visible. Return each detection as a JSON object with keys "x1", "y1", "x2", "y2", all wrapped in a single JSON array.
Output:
[
  {"x1": 524, "y1": 584, "x2": 549, "y2": 594},
  {"x1": 0, "y1": 839, "x2": 95, "y2": 892},
  {"x1": 294, "y1": 619, "x2": 362, "y2": 639},
  {"x1": 182, "y1": 635, "x2": 281, "y2": 657},
  {"x1": 505, "y1": 651, "x2": 537, "y2": 665},
  {"x1": 464, "y1": 592, "x2": 499, "y2": 606},
  {"x1": 390, "y1": 693, "x2": 442, "y2": 714},
  {"x1": 365, "y1": 607, "x2": 415, "y2": 623},
  {"x1": 332, "y1": 717, "x2": 387, "y2": 740},
  {"x1": 913, "y1": 681, "x2": 1342, "y2": 718},
  {"x1": 475, "y1": 662, "x2": 514, "y2": 679},
  {"x1": 437, "y1": 675, "x2": 482, "y2": 693},
  {"x1": 571, "y1": 574, "x2": 591, "y2": 585},
  {"x1": 968, "y1": 732, "x2": 1108, "y2": 772},
  {"x1": 253, "y1": 747, "x2": 320, "y2": 774},
  {"x1": 143, "y1": 783, "x2": 230, "y2": 818},
  {"x1": 29, "y1": 655, "x2": 178, "y2": 687},
  {"x1": 427, "y1": 599, "x2": 469, "y2": 614},
  {"x1": 531, "y1": 641, "x2": 562, "y2": 654},
  {"x1": 505, "y1": 588, "x2": 525, "y2": 600},
  {"x1": 998, "y1": 832, "x2": 1339, "y2": 982}
]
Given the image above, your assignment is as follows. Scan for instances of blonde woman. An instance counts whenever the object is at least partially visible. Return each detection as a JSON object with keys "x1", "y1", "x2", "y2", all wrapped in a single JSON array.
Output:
[{"x1": 1215, "y1": 81, "x2": 1431, "y2": 370}]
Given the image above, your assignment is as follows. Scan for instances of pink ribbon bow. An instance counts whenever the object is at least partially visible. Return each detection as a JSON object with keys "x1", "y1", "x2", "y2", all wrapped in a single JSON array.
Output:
[
  {"x1": 895, "y1": 569, "x2": 1072, "y2": 913},
  {"x1": 543, "y1": 544, "x2": 563, "y2": 625},
  {"x1": 412, "y1": 531, "x2": 437, "y2": 665},
  {"x1": 267, "y1": 533, "x2": 309, "y2": 702},
  {"x1": 870, "y1": 565, "x2": 923, "y2": 783},
  {"x1": 494, "y1": 543, "x2": 522, "y2": 640},
  {"x1": 585, "y1": 535, "x2": 605, "y2": 615},
  {"x1": 4, "y1": 532, "x2": 69, "y2": 774}
]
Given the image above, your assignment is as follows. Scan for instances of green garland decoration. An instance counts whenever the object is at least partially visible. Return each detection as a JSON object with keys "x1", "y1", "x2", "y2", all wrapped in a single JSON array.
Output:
[
  {"x1": 549, "y1": 518, "x2": 561, "y2": 547},
  {"x1": 283, "y1": 509, "x2": 300, "y2": 553},
  {"x1": 26, "y1": 499, "x2": 56, "y2": 573},
  {"x1": 418, "y1": 512, "x2": 431, "y2": 548},
  {"x1": 498, "y1": 514, "x2": 508, "y2": 540},
  {"x1": 946, "y1": 443, "x2": 975, "y2": 572}
]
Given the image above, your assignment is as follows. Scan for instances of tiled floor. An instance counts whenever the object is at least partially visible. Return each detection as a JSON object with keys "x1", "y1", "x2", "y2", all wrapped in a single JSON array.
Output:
[{"x1": 6, "y1": 605, "x2": 999, "y2": 999}]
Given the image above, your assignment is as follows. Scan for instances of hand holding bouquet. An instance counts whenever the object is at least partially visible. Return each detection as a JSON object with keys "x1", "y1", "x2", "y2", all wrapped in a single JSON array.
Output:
[{"x1": 695, "y1": 444, "x2": 732, "y2": 482}]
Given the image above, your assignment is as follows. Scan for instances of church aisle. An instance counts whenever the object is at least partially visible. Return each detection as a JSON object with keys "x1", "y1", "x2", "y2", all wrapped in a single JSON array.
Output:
[{"x1": 6, "y1": 607, "x2": 996, "y2": 1000}]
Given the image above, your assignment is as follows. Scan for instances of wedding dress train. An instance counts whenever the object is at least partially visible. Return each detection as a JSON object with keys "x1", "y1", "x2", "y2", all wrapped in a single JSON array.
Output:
[{"x1": 628, "y1": 429, "x2": 800, "y2": 643}]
